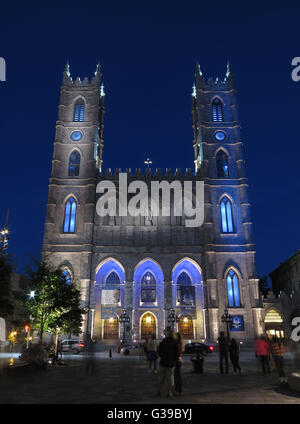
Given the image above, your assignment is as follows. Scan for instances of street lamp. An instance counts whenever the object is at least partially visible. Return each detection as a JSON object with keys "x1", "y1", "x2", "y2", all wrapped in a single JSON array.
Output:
[
  {"x1": 167, "y1": 308, "x2": 179, "y2": 330},
  {"x1": 119, "y1": 309, "x2": 130, "y2": 345},
  {"x1": 221, "y1": 308, "x2": 233, "y2": 342}
]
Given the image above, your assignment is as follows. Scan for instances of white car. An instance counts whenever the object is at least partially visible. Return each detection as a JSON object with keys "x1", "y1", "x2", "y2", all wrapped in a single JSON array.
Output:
[{"x1": 60, "y1": 340, "x2": 85, "y2": 354}]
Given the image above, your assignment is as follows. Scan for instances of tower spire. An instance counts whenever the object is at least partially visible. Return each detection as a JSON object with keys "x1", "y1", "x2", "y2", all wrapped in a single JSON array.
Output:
[
  {"x1": 195, "y1": 63, "x2": 205, "y2": 89},
  {"x1": 62, "y1": 61, "x2": 72, "y2": 85},
  {"x1": 226, "y1": 60, "x2": 234, "y2": 87}
]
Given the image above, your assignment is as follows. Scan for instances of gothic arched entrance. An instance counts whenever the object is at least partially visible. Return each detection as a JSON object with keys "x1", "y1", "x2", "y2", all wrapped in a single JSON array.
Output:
[
  {"x1": 264, "y1": 308, "x2": 284, "y2": 339},
  {"x1": 178, "y1": 315, "x2": 194, "y2": 340},
  {"x1": 140, "y1": 312, "x2": 156, "y2": 340},
  {"x1": 103, "y1": 316, "x2": 120, "y2": 339}
]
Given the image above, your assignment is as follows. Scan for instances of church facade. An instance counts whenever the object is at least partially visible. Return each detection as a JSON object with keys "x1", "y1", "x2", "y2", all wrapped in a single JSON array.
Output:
[{"x1": 42, "y1": 63, "x2": 264, "y2": 343}]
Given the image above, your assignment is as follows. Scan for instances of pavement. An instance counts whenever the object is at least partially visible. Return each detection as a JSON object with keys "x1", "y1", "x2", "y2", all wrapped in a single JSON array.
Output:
[{"x1": 0, "y1": 350, "x2": 300, "y2": 404}]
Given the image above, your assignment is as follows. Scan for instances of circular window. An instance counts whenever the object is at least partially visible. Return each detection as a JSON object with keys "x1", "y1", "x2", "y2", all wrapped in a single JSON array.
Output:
[
  {"x1": 71, "y1": 131, "x2": 83, "y2": 141},
  {"x1": 215, "y1": 131, "x2": 225, "y2": 141}
]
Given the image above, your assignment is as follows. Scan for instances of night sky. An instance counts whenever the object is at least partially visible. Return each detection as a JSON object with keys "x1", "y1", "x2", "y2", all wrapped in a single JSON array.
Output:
[{"x1": 0, "y1": 1, "x2": 299, "y2": 282}]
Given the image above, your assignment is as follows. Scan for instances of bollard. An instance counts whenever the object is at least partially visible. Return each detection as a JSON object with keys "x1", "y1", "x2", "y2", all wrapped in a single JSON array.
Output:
[{"x1": 109, "y1": 348, "x2": 112, "y2": 358}]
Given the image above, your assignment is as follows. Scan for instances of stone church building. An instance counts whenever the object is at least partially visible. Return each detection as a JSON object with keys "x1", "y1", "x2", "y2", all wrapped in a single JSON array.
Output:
[{"x1": 42, "y1": 63, "x2": 264, "y2": 344}]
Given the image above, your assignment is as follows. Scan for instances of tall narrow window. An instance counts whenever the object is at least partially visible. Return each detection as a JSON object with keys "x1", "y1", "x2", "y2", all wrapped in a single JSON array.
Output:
[
  {"x1": 68, "y1": 151, "x2": 80, "y2": 177},
  {"x1": 63, "y1": 197, "x2": 77, "y2": 233},
  {"x1": 216, "y1": 151, "x2": 229, "y2": 177},
  {"x1": 220, "y1": 197, "x2": 234, "y2": 233},
  {"x1": 141, "y1": 271, "x2": 156, "y2": 302},
  {"x1": 212, "y1": 98, "x2": 223, "y2": 122},
  {"x1": 177, "y1": 271, "x2": 195, "y2": 306},
  {"x1": 73, "y1": 98, "x2": 85, "y2": 122},
  {"x1": 62, "y1": 269, "x2": 72, "y2": 285},
  {"x1": 226, "y1": 269, "x2": 241, "y2": 307}
]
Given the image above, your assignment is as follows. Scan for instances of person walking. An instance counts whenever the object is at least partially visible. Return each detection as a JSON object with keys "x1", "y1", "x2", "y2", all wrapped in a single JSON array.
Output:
[
  {"x1": 157, "y1": 329, "x2": 178, "y2": 397},
  {"x1": 85, "y1": 338, "x2": 96, "y2": 376},
  {"x1": 57, "y1": 340, "x2": 63, "y2": 360},
  {"x1": 229, "y1": 338, "x2": 241, "y2": 374},
  {"x1": 145, "y1": 334, "x2": 158, "y2": 373},
  {"x1": 271, "y1": 337, "x2": 287, "y2": 383},
  {"x1": 218, "y1": 331, "x2": 229, "y2": 374},
  {"x1": 255, "y1": 335, "x2": 271, "y2": 375},
  {"x1": 173, "y1": 332, "x2": 184, "y2": 395}
]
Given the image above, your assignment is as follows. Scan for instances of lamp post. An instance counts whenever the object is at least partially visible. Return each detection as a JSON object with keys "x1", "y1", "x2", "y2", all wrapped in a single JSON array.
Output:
[
  {"x1": 167, "y1": 308, "x2": 179, "y2": 331},
  {"x1": 119, "y1": 309, "x2": 130, "y2": 345},
  {"x1": 221, "y1": 308, "x2": 233, "y2": 342}
]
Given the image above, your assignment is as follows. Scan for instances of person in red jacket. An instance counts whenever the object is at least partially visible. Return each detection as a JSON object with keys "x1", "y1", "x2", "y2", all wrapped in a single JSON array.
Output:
[{"x1": 255, "y1": 335, "x2": 271, "y2": 374}]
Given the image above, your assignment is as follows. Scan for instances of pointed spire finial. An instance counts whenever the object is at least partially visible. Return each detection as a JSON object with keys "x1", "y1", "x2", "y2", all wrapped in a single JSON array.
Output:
[
  {"x1": 100, "y1": 83, "x2": 105, "y2": 97},
  {"x1": 196, "y1": 63, "x2": 203, "y2": 76},
  {"x1": 65, "y1": 61, "x2": 70, "y2": 76},
  {"x1": 225, "y1": 60, "x2": 234, "y2": 87},
  {"x1": 62, "y1": 61, "x2": 72, "y2": 85},
  {"x1": 191, "y1": 83, "x2": 197, "y2": 98}
]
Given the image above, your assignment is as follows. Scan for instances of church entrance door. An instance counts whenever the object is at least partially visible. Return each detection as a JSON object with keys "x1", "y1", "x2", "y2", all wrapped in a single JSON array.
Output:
[
  {"x1": 103, "y1": 316, "x2": 120, "y2": 339},
  {"x1": 141, "y1": 312, "x2": 156, "y2": 340}
]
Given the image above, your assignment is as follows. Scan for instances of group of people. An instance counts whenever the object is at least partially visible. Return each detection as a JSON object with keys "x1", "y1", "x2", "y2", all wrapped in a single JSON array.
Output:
[
  {"x1": 143, "y1": 330, "x2": 288, "y2": 397},
  {"x1": 144, "y1": 328, "x2": 183, "y2": 397},
  {"x1": 255, "y1": 335, "x2": 287, "y2": 383},
  {"x1": 217, "y1": 331, "x2": 242, "y2": 375}
]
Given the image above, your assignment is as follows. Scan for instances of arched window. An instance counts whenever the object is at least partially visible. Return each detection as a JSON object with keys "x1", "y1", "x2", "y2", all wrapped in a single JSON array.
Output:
[
  {"x1": 177, "y1": 271, "x2": 195, "y2": 306},
  {"x1": 141, "y1": 271, "x2": 156, "y2": 302},
  {"x1": 63, "y1": 197, "x2": 77, "y2": 233},
  {"x1": 68, "y1": 151, "x2": 80, "y2": 177},
  {"x1": 73, "y1": 98, "x2": 85, "y2": 122},
  {"x1": 226, "y1": 269, "x2": 241, "y2": 307},
  {"x1": 105, "y1": 271, "x2": 121, "y2": 288},
  {"x1": 212, "y1": 98, "x2": 223, "y2": 122},
  {"x1": 62, "y1": 268, "x2": 72, "y2": 285},
  {"x1": 220, "y1": 197, "x2": 234, "y2": 233},
  {"x1": 216, "y1": 151, "x2": 229, "y2": 177}
]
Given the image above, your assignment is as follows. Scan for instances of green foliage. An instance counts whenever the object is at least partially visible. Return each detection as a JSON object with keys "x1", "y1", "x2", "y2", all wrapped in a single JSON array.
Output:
[
  {"x1": 0, "y1": 254, "x2": 14, "y2": 318},
  {"x1": 24, "y1": 259, "x2": 86, "y2": 340}
]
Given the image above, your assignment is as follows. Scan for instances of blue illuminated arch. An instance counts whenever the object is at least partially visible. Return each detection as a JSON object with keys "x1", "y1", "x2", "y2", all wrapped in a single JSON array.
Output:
[
  {"x1": 61, "y1": 268, "x2": 72, "y2": 285},
  {"x1": 220, "y1": 196, "x2": 234, "y2": 233},
  {"x1": 63, "y1": 196, "x2": 77, "y2": 233},
  {"x1": 216, "y1": 150, "x2": 229, "y2": 178},
  {"x1": 226, "y1": 269, "x2": 241, "y2": 307},
  {"x1": 212, "y1": 98, "x2": 224, "y2": 122},
  {"x1": 68, "y1": 150, "x2": 80, "y2": 177},
  {"x1": 73, "y1": 98, "x2": 85, "y2": 122},
  {"x1": 95, "y1": 258, "x2": 125, "y2": 285}
]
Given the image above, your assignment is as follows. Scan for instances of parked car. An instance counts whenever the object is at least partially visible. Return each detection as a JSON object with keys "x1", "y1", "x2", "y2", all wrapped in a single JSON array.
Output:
[
  {"x1": 60, "y1": 340, "x2": 85, "y2": 354},
  {"x1": 119, "y1": 344, "x2": 144, "y2": 356},
  {"x1": 183, "y1": 342, "x2": 214, "y2": 355}
]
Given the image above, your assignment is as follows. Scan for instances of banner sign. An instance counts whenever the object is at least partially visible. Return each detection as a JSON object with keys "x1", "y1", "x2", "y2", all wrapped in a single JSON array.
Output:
[
  {"x1": 230, "y1": 315, "x2": 245, "y2": 332},
  {"x1": 101, "y1": 289, "x2": 120, "y2": 305}
]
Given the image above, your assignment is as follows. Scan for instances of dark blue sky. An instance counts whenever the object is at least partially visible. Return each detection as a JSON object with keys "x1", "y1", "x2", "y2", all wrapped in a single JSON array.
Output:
[{"x1": 0, "y1": 1, "x2": 299, "y2": 281}]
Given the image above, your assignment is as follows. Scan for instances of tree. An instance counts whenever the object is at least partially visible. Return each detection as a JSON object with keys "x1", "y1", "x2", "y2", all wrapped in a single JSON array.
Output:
[
  {"x1": 24, "y1": 260, "x2": 86, "y2": 342},
  {"x1": 0, "y1": 254, "x2": 14, "y2": 318}
]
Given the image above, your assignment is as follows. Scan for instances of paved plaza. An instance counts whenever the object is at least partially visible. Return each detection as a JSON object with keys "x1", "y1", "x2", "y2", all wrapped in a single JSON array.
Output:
[{"x1": 0, "y1": 350, "x2": 300, "y2": 404}]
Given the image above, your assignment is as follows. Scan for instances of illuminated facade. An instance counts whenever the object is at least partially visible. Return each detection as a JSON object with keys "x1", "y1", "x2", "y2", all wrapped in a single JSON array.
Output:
[{"x1": 42, "y1": 63, "x2": 264, "y2": 343}]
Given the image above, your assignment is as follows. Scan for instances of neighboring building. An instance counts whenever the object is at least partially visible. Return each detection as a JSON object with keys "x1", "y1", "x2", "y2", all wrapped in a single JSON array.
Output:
[
  {"x1": 262, "y1": 291, "x2": 285, "y2": 339},
  {"x1": 269, "y1": 250, "x2": 300, "y2": 339},
  {"x1": 42, "y1": 63, "x2": 264, "y2": 344}
]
